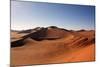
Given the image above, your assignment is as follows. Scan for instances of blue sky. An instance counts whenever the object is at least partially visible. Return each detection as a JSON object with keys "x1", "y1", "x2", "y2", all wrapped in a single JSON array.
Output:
[{"x1": 11, "y1": 1, "x2": 95, "y2": 30}]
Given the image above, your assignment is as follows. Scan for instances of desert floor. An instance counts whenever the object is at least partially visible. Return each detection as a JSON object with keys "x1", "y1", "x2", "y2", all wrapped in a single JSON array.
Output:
[{"x1": 11, "y1": 28, "x2": 95, "y2": 66}]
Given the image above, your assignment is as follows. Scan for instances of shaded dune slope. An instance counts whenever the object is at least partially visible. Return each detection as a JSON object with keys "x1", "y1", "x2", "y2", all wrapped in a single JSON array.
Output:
[{"x1": 11, "y1": 27, "x2": 72, "y2": 47}]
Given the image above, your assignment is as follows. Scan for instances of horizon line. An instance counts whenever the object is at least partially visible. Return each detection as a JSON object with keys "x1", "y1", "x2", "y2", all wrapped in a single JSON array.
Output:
[{"x1": 11, "y1": 26, "x2": 95, "y2": 31}]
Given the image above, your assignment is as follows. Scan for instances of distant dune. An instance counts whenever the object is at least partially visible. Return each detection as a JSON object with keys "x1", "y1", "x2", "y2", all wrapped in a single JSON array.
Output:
[{"x1": 11, "y1": 26, "x2": 95, "y2": 66}]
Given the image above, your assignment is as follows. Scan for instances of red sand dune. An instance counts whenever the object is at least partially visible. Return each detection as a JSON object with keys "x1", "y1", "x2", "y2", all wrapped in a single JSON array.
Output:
[{"x1": 11, "y1": 26, "x2": 95, "y2": 66}]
